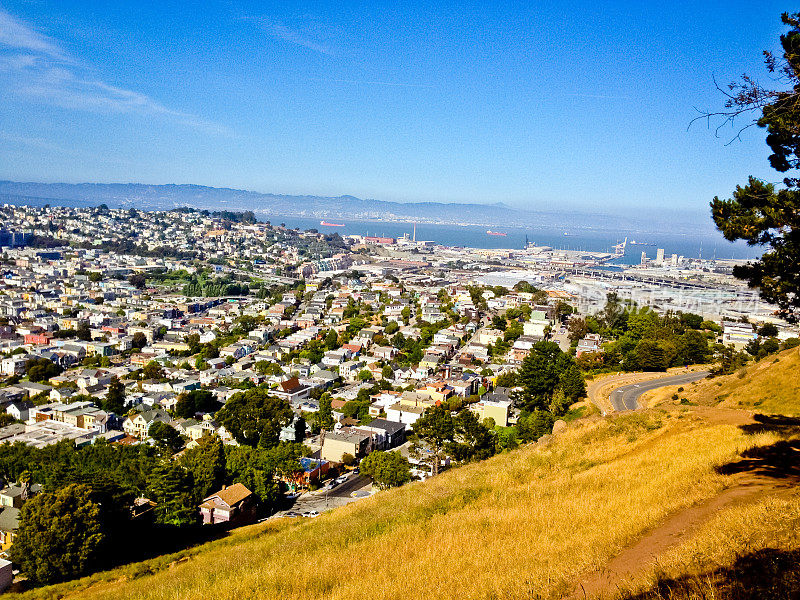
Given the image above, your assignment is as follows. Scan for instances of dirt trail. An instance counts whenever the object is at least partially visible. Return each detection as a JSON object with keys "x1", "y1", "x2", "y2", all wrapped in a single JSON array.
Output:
[{"x1": 566, "y1": 408, "x2": 800, "y2": 600}]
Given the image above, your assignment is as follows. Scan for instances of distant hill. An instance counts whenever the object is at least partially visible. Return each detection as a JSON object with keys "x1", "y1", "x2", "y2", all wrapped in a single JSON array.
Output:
[
  {"x1": 0, "y1": 181, "x2": 541, "y2": 226},
  {"x1": 0, "y1": 181, "x2": 695, "y2": 232}
]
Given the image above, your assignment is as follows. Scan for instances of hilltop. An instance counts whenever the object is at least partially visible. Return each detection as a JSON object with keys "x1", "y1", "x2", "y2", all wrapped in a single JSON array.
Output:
[{"x1": 8, "y1": 358, "x2": 800, "y2": 600}]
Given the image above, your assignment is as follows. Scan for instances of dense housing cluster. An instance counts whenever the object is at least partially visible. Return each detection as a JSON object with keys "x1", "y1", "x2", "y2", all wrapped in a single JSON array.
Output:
[{"x1": 0, "y1": 204, "x2": 796, "y2": 588}]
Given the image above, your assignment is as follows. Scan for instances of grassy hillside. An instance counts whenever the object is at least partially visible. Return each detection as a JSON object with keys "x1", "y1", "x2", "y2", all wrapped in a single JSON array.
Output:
[
  {"x1": 9, "y1": 406, "x2": 789, "y2": 600},
  {"x1": 641, "y1": 347, "x2": 800, "y2": 416},
  {"x1": 618, "y1": 493, "x2": 800, "y2": 599}
]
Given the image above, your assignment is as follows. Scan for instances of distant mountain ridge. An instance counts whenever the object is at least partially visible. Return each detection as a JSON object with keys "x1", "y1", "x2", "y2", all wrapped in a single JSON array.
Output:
[
  {"x1": 0, "y1": 180, "x2": 711, "y2": 233},
  {"x1": 0, "y1": 180, "x2": 537, "y2": 225}
]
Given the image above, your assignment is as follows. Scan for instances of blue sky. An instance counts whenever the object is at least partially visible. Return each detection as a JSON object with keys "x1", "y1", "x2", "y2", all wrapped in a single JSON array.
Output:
[{"x1": 0, "y1": 1, "x2": 790, "y2": 214}]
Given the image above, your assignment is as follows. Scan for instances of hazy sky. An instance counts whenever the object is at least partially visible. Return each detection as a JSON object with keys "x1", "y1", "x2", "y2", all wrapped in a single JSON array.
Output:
[{"x1": 0, "y1": 1, "x2": 790, "y2": 213}]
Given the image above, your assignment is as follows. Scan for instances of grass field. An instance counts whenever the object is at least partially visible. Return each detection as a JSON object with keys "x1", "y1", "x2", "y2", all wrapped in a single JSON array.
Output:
[{"x1": 8, "y1": 406, "x2": 787, "y2": 600}]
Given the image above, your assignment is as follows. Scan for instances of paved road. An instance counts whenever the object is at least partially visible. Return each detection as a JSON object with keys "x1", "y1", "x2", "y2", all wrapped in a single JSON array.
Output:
[
  {"x1": 274, "y1": 474, "x2": 373, "y2": 518},
  {"x1": 609, "y1": 370, "x2": 710, "y2": 411}
]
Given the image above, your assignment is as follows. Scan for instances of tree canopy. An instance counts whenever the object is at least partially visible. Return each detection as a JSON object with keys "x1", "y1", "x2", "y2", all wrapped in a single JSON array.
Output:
[
  {"x1": 215, "y1": 387, "x2": 293, "y2": 447},
  {"x1": 12, "y1": 484, "x2": 105, "y2": 584},
  {"x1": 706, "y1": 12, "x2": 800, "y2": 321},
  {"x1": 360, "y1": 451, "x2": 411, "y2": 489},
  {"x1": 516, "y1": 341, "x2": 586, "y2": 414}
]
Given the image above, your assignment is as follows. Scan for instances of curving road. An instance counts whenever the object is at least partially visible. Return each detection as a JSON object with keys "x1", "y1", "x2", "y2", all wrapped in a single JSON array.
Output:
[{"x1": 609, "y1": 370, "x2": 710, "y2": 411}]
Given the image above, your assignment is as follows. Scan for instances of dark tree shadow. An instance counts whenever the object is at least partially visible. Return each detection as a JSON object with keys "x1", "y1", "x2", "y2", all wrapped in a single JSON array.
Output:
[
  {"x1": 715, "y1": 439, "x2": 800, "y2": 480},
  {"x1": 711, "y1": 413, "x2": 800, "y2": 481},
  {"x1": 739, "y1": 414, "x2": 800, "y2": 436},
  {"x1": 621, "y1": 548, "x2": 800, "y2": 600}
]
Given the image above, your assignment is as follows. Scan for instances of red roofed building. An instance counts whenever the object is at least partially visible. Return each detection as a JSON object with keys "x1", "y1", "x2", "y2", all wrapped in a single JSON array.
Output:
[{"x1": 341, "y1": 343, "x2": 362, "y2": 355}]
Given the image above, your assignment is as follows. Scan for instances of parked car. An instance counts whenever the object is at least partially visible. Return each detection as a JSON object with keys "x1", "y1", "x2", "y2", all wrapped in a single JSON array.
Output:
[
  {"x1": 302, "y1": 510, "x2": 319, "y2": 518},
  {"x1": 284, "y1": 511, "x2": 301, "y2": 518},
  {"x1": 352, "y1": 467, "x2": 360, "y2": 475}
]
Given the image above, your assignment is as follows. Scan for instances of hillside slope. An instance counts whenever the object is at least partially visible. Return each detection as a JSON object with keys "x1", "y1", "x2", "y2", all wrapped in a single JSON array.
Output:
[
  {"x1": 9, "y1": 397, "x2": 798, "y2": 600},
  {"x1": 641, "y1": 347, "x2": 800, "y2": 416}
]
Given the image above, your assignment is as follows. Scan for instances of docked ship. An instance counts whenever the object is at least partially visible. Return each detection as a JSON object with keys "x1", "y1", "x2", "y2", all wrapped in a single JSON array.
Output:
[
  {"x1": 320, "y1": 221, "x2": 345, "y2": 227},
  {"x1": 486, "y1": 230, "x2": 507, "y2": 236}
]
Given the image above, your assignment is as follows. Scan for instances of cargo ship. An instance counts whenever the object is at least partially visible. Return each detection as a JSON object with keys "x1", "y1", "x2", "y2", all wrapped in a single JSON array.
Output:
[
  {"x1": 486, "y1": 230, "x2": 507, "y2": 236},
  {"x1": 320, "y1": 221, "x2": 345, "y2": 227}
]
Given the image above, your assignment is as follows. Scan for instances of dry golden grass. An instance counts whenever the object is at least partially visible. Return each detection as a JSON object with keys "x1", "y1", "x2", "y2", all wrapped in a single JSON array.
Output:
[
  {"x1": 9, "y1": 409, "x2": 785, "y2": 600},
  {"x1": 616, "y1": 491, "x2": 800, "y2": 599},
  {"x1": 641, "y1": 348, "x2": 800, "y2": 416}
]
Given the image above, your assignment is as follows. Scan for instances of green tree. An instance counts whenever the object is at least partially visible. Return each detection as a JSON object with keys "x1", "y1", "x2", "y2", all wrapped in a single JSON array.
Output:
[
  {"x1": 146, "y1": 462, "x2": 196, "y2": 526},
  {"x1": 635, "y1": 339, "x2": 668, "y2": 371},
  {"x1": 758, "y1": 323, "x2": 779, "y2": 337},
  {"x1": 517, "y1": 341, "x2": 579, "y2": 412},
  {"x1": 148, "y1": 421, "x2": 184, "y2": 453},
  {"x1": 679, "y1": 312, "x2": 704, "y2": 330},
  {"x1": 516, "y1": 410, "x2": 555, "y2": 443},
  {"x1": 324, "y1": 329, "x2": 340, "y2": 350},
  {"x1": 567, "y1": 317, "x2": 589, "y2": 343},
  {"x1": 677, "y1": 330, "x2": 710, "y2": 365},
  {"x1": 600, "y1": 292, "x2": 626, "y2": 330},
  {"x1": 180, "y1": 435, "x2": 227, "y2": 502},
  {"x1": 225, "y1": 445, "x2": 279, "y2": 507},
  {"x1": 215, "y1": 387, "x2": 293, "y2": 447},
  {"x1": 103, "y1": 376, "x2": 126, "y2": 414},
  {"x1": 446, "y1": 409, "x2": 496, "y2": 463},
  {"x1": 131, "y1": 332, "x2": 147, "y2": 349},
  {"x1": 557, "y1": 364, "x2": 587, "y2": 407},
  {"x1": 316, "y1": 395, "x2": 335, "y2": 431},
  {"x1": 705, "y1": 13, "x2": 800, "y2": 321},
  {"x1": 25, "y1": 357, "x2": 62, "y2": 382},
  {"x1": 174, "y1": 389, "x2": 217, "y2": 418},
  {"x1": 142, "y1": 360, "x2": 164, "y2": 380},
  {"x1": 12, "y1": 484, "x2": 105, "y2": 584},
  {"x1": 360, "y1": 451, "x2": 411, "y2": 489},
  {"x1": 381, "y1": 364, "x2": 394, "y2": 380},
  {"x1": 76, "y1": 321, "x2": 92, "y2": 341},
  {"x1": 129, "y1": 273, "x2": 147, "y2": 289},
  {"x1": 411, "y1": 404, "x2": 455, "y2": 475}
]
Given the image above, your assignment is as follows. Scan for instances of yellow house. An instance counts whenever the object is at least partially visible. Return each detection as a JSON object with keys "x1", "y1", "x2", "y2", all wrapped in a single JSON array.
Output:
[
  {"x1": 419, "y1": 354, "x2": 441, "y2": 371},
  {"x1": 0, "y1": 508, "x2": 19, "y2": 553},
  {"x1": 470, "y1": 399, "x2": 512, "y2": 427}
]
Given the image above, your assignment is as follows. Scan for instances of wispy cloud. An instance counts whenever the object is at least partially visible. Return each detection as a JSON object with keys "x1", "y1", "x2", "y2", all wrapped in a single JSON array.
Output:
[
  {"x1": 0, "y1": 8, "x2": 69, "y2": 61},
  {"x1": 0, "y1": 7, "x2": 227, "y2": 134},
  {"x1": 242, "y1": 16, "x2": 334, "y2": 56}
]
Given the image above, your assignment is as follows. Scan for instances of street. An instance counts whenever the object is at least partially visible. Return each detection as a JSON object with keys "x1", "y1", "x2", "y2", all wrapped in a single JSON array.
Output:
[
  {"x1": 274, "y1": 474, "x2": 374, "y2": 518},
  {"x1": 609, "y1": 370, "x2": 710, "y2": 411}
]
